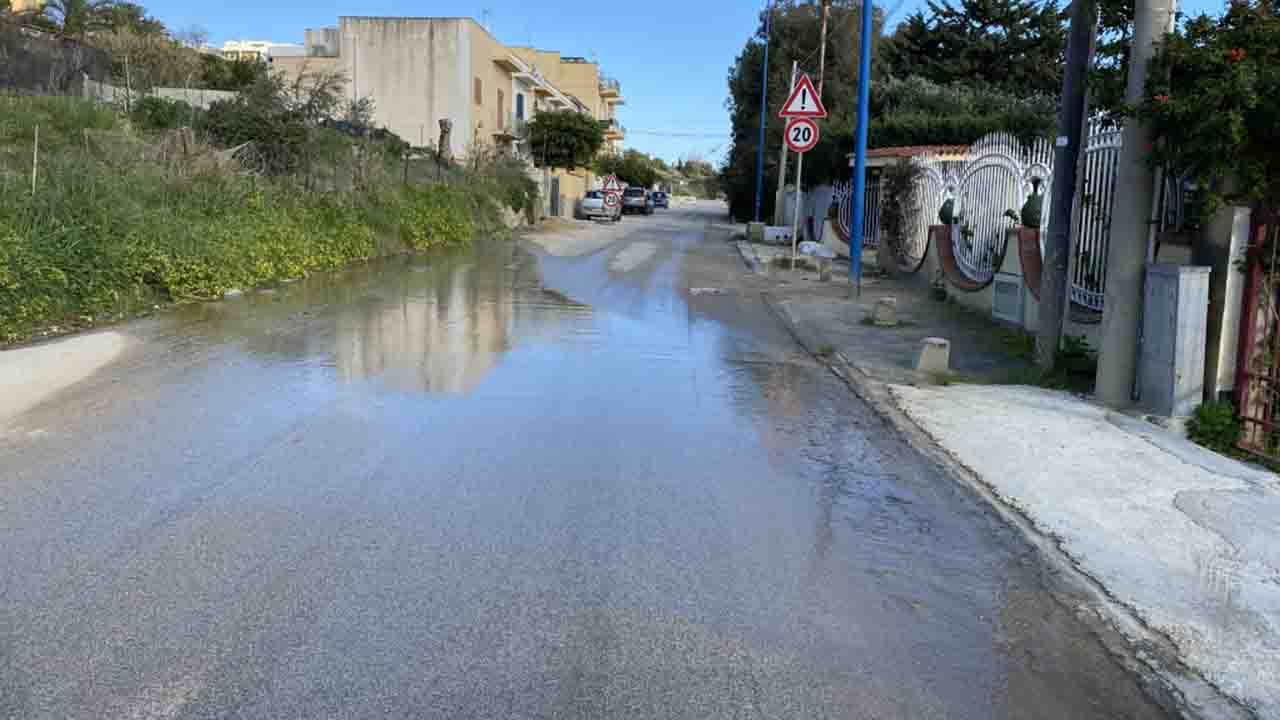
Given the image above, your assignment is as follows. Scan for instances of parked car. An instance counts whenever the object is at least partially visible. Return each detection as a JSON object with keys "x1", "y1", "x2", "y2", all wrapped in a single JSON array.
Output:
[
  {"x1": 652, "y1": 191, "x2": 669, "y2": 209},
  {"x1": 622, "y1": 187, "x2": 654, "y2": 215},
  {"x1": 579, "y1": 190, "x2": 621, "y2": 222}
]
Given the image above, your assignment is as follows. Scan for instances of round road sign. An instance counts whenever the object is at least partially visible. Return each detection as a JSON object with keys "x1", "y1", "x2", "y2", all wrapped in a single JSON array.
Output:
[
  {"x1": 784, "y1": 117, "x2": 820, "y2": 154},
  {"x1": 604, "y1": 192, "x2": 620, "y2": 208}
]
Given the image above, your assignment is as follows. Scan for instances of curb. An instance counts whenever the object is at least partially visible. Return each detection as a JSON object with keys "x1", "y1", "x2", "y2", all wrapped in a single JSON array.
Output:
[{"x1": 759, "y1": 291, "x2": 1255, "y2": 720}]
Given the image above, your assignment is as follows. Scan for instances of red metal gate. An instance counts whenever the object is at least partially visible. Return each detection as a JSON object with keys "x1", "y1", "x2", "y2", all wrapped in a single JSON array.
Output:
[{"x1": 1234, "y1": 211, "x2": 1280, "y2": 459}]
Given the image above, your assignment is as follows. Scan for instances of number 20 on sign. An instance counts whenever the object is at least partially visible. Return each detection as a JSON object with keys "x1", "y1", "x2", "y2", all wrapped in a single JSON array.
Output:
[{"x1": 784, "y1": 117, "x2": 819, "y2": 154}]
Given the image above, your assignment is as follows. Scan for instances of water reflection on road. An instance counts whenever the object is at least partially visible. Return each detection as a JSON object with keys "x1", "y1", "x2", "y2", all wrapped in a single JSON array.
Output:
[{"x1": 0, "y1": 216, "x2": 1168, "y2": 719}]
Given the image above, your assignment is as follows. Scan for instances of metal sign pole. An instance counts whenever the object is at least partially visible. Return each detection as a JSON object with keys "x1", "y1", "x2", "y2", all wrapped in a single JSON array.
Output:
[
  {"x1": 848, "y1": 0, "x2": 874, "y2": 296},
  {"x1": 791, "y1": 151, "x2": 804, "y2": 267}
]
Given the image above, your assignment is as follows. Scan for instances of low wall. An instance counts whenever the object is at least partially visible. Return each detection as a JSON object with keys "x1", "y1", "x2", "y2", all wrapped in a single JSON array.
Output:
[{"x1": 83, "y1": 79, "x2": 237, "y2": 109}]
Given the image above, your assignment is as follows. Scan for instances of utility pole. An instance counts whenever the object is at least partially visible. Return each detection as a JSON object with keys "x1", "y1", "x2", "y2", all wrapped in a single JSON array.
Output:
[
  {"x1": 848, "y1": 0, "x2": 874, "y2": 295},
  {"x1": 816, "y1": 0, "x2": 831, "y2": 94},
  {"x1": 773, "y1": 62, "x2": 798, "y2": 227},
  {"x1": 1037, "y1": 0, "x2": 1098, "y2": 370},
  {"x1": 753, "y1": 5, "x2": 773, "y2": 223},
  {"x1": 1095, "y1": 0, "x2": 1176, "y2": 406}
]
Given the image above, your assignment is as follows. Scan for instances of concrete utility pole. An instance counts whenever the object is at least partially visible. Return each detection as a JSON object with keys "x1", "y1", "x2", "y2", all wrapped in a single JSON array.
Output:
[
  {"x1": 1094, "y1": 0, "x2": 1176, "y2": 406},
  {"x1": 1037, "y1": 0, "x2": 1098, "y2": 370},
  {"x1": 773, "y1": 62, "x2": 798, "y2": 227}
]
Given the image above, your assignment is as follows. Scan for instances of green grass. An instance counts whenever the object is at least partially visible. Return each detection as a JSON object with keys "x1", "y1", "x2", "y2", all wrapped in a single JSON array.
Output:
[{"x1": 0, "y1": 95, "x2": 519, "y2": 345}]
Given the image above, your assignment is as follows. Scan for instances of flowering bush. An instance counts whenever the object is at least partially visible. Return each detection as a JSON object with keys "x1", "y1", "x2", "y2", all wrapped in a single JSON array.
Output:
[{"x1": 1135, "y1": 0, "x2": 1280, "y2": 219}]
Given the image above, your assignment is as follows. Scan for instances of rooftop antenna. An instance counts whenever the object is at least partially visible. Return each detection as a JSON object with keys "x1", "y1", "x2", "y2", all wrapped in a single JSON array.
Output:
[{"x1": 480, "y1": 8, "x2": 494, "y2": 34}]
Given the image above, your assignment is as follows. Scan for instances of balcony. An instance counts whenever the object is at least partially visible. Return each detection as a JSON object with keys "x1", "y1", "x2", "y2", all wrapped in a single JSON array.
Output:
[
  {"x1": 602, "y1": 117, "x2": 625, "y2": 140},
  {"x1": 599, "y1": 76, "x2": 625, "y2": 104},
  {"x1": 492, "y1": 113, "x2": 527, "y2": 141}
]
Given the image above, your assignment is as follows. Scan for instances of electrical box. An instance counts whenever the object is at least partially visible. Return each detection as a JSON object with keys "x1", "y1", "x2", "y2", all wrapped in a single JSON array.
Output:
[
  {"x1": 1140, "y1": 264, "x2": 1210, "y2": 417},
  {"x1": 992, "y1": 273, "x2": 1024, "y2": 326}
]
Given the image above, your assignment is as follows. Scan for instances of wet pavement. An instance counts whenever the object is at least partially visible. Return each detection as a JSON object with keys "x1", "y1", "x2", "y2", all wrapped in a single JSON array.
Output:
[{"x1": 0, "y1": 203, "x2": 1167, "y2": 719}]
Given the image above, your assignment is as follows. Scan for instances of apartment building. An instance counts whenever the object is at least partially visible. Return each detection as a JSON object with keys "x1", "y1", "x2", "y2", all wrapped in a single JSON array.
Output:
[
  {"x1": 509, "y1": 48, "x2": 627, "y2": 153},
  {"x1": 270, "y1": 16, "x2": 626, "y2": 216},
  {"x1": 221, "y1": 40, "x2": 304, "y2": 62}
]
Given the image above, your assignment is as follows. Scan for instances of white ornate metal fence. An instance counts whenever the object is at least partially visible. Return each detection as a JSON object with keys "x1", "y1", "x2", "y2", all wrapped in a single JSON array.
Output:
[
  {"x1": 832, "y1": 178, "x2": 882, "y2": 249},
  {"x1": 833, "y1": 121, "x2": 1182, "y2": 307},
  {"x1": 917, "y1": 133, "x2": 1054, "y2": 286},
  {"x1": 1070, "y1": 116, "x2": 1123, "y2": 311}
]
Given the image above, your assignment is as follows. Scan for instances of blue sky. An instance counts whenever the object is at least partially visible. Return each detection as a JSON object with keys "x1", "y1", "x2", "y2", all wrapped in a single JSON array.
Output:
[{"x1": 138, "y1": 0, "x2": 1228, "y2": 165}]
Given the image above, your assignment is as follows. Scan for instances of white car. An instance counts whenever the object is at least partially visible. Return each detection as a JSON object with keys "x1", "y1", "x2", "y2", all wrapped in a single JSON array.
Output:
[{"x1": 579, "y1": 191, "x2": 621, "y2": 222}]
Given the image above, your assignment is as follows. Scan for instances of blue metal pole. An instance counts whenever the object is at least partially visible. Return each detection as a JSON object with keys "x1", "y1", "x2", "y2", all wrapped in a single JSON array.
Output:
[
  {"x1": 848, "y1": 0, "x2": 873, "y2": 294},
  {"x1": 753, "y1": 5, "x2": 772, "y2": 223}
]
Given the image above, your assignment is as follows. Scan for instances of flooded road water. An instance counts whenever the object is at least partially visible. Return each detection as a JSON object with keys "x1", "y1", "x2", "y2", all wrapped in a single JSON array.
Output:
[{"x1": 0, "y1": 203, "x2": 1166, "y2": 719}]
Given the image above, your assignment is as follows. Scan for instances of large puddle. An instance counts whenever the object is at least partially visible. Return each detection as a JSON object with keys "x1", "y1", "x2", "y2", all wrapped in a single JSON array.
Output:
[{"x1": 0, "y1": 231, "x2": 1167, "y2": 718}]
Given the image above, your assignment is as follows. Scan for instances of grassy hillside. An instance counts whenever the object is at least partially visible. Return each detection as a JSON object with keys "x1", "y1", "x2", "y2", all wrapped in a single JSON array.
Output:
[{"x1": 0, "y1": 95, "x2": 534, "y2": 345}]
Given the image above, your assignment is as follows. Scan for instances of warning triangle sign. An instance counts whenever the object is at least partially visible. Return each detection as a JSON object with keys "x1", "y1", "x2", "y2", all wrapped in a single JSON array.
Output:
[
  {"x1": 778, "y1": 73, "x2": 827, "y2": 119},
  {"x1": 603, "y1": 175, "x2": 623, "y2": 192}
]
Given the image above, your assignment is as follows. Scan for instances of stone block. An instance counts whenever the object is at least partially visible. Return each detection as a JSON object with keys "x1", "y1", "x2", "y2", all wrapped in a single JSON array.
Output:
[{"x1": 915, "y1": 337, "x2": 951, "y2": 376}]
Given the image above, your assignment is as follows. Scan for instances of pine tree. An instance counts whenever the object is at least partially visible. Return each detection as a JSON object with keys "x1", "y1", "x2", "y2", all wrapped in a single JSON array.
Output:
[{"x1": 882, "y1": 0, "x2": 1067, "y2": 97}]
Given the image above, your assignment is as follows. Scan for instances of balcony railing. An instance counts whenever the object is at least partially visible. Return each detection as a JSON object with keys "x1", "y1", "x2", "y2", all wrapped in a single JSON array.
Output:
[
  {"x1": 600, "y1": 76, "x2": 621, "y2": 94},
  {"x1": 493, "y1": 113, "x2": 528, "y2": 140}
]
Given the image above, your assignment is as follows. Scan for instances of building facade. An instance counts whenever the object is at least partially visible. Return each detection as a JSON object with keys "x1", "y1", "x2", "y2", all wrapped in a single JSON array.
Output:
[
  {"x1": 221, "y1": 40, "x2": 304, "y2": 62},
  {"x1": 271, "y1": 16, "x2": 627, "y2": 216}
]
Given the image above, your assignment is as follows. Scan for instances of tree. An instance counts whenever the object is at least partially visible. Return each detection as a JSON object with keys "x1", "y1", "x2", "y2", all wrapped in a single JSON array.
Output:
[
  {"x1": 881, "y1": 0, "x2": 1067, "y2": 97},
  {"x1": 105, "y1": 2, "x2": 165, "y2": 36},
  {"x1": 1135, "y1": 0, "x2": 1280, "y2": 218},
  {"x1": 198, "y1": 54, "x2": 267, "y2": 92},
  {"x1": 596, "y1": 149, "x2": 660, "y2": 188},
  {"x1": 37, "y1": 0, "x2": 115, "y2": 40},
  {"x1": 723, "y1": 1, "x2": 883, "y2": 220},
  {"x1": 525, "y1": 109, "x2": 605, "y2": 170}
]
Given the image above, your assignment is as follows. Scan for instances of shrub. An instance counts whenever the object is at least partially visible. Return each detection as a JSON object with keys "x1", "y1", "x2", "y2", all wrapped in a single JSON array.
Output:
[
  {"x1": 130, "y1": 96, "x2": 198, "y2": 131},
  {"x1": 1187, "y1": 401, "x2": 1241, "y2": 455},
  {"x1": 400, "y1": 185, "x2": 474, "y2": 250}
]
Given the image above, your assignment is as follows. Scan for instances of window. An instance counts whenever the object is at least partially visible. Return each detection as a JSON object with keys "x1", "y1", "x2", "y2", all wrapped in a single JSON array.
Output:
[
  {"x1": 497, "y1": 89, "x2": 504, "y2": 128},
  {"x1": 474, "y1": 77, "x2": 482, "y2": 105},
  {"x1": 515, "y1": 93, "x2": 525, "y2": 121}
]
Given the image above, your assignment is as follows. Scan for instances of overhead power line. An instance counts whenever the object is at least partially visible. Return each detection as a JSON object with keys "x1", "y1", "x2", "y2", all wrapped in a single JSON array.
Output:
[{"x1": 627, "y1": 128, "x2": 737, "y2": 137}]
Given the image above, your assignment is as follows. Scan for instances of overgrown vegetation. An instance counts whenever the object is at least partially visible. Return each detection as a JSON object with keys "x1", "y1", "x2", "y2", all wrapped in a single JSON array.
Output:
[
  {"x1": 1187, "y1": 401, "x2": 1242, "y2": 454},
  {"x1": 1135, "y1": 0, "x2": 1280, "y2": 223},
  {"x1": 878, "y1": 158, "x2": 925, "y2": 269},
  {"x1": 0, "y1": 86, "x2": 534, "y2": 344}
]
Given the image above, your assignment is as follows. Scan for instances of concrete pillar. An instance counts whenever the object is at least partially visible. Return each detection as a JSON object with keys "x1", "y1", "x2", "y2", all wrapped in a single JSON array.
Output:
[{"x1": 1195, "y1": 205, "x2": 1252, "y2": 402}]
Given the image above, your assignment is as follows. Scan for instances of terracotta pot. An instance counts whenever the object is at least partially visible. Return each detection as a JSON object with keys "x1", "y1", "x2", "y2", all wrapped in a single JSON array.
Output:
[{"x1": 1015, "y1": 227, "x2": 1042, "y2": 301}]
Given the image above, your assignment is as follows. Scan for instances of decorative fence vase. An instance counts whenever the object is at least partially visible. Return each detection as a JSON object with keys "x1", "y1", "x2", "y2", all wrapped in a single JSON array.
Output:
[{"x1": 1014, "y1": 227, "x2": 1043, "y2": 301}]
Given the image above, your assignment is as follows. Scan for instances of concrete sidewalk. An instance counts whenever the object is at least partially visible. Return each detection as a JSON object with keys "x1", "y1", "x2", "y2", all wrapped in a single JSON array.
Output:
[{"x1": 737, "y1": 239, "x2": 1279, "y2": 719}]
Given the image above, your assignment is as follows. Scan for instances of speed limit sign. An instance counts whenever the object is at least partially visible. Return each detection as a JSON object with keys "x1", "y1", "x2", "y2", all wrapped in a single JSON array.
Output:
[
  {"x1": 604, "y1": 192, "x2": 620, "y2": 208},
  {"x1": 784, "y1": 117, "x2": 819, "y2": 154}
]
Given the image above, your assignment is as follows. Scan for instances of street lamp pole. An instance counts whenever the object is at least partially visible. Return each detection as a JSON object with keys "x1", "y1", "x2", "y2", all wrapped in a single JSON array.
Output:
[{"x1": 848, "y1": 0, "x2": 874, "y2": 295}]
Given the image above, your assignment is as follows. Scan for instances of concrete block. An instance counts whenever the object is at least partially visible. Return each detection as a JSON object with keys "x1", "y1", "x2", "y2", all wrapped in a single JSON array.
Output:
[
  {"x1": 915, "y1": 337, "x2": 951, "y2": 376},
  {"x1": 873, "y1": 297, "x2": 899, "y2": 327}
]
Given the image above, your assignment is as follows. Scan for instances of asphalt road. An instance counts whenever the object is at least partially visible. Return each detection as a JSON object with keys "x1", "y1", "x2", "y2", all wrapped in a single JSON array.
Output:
[{"x1": 0, "y1": 202, "x2": 1167, "y2": 719}]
